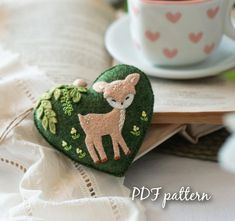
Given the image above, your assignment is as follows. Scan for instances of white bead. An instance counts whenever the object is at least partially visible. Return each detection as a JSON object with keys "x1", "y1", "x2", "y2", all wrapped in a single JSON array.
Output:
[{"x1": 73, "y1": 79, "x2": 87, "y2": 87}]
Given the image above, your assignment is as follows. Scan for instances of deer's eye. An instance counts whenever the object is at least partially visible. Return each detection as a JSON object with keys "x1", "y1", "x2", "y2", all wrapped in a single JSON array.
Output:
[
  {"x1": 111, "y1": 99, "x2": 116, "y2": 102},
  {"x1": 125, "y1": 96, "x2": 130, "y2": 100}
]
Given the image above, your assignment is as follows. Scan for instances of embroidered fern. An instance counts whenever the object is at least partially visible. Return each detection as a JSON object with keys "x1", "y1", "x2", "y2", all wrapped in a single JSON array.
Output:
[
  {"x1": 36, "y1": 91, "x2": 57, "y2": 134},
  {"x1": 35, "y1": 84, "x2": 87, "y2": 134}
]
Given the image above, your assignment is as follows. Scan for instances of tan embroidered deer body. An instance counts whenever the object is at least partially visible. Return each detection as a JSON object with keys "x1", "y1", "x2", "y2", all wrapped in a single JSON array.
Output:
[{"x1": 78, "y1": 73, "x2": 140, "y2": 164}]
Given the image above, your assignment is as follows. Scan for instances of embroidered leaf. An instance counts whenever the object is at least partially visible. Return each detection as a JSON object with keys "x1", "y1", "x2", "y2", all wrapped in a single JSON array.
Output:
[
  {"x1": 36, "y1": 106, "x2": 44, "y2": 119},
  {"x1": 41, "y1": 100, "x2": 52, "y2": 109},
  {"x1": 41, "y1": 92, "x2": 51, "y2": 100},
  {"x1": 49, "y1": 120, "x2": 56, "y2": 134},
  {"x1": 77, "y1": 87, "x2": 87, "y2": 93},
  {"x1": 78, "y1": 152, "x2": 86, "y2": 159},
  {"x1": 54, "y1": 89, "x2": 61, "y2": 100},
  {"x1": 130, "y1": 131, "x2": 135, "y2": 136},
  {"x1": 72, "y1": 91, "x2": 81, "y2": 103},
  {"x1": 140, "y1": 117, "x2": 148, "y2": 121},
  {"x1": 64, "y1": 145, "x2": 72, "y2": 151},
  {"x1": 70, "y1": 88, "x2": 77, "y2": 98},
  {"x1": 50, "y1": 110, "x2": 56, "y2": 117},
  {"x1": 50, "y1": 117, "x2": 57, "y2": 123},
  {"x1": 72, "y1": 134, "x2": 80, "y2": 140},
  {"x1": 130, "y1": 131, "x2": 140, "y2": 136},
  {"x1": 45, "y1": 109, "x2": 56, "y2": 117},
  {"x1": 42, "y1": 116, "x2": 48, "y2": 130}
]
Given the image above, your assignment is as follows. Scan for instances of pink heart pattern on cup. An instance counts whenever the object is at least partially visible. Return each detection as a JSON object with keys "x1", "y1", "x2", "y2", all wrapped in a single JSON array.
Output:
[
  {"x1": 207, "y1": 7, "x2": 220, "y2": 19},
  {"x1": 204, "y1": 43, "x2": 215, "y2": 54},
  {"x1": 189, "y1": 32, "x2": 203, "y2": 44},
  {"x1": 163, "y1": 48, "x2": 178, "y2": 59},
  {"x1": 145, "y1": 31, "x2": 160, "y2": 42},
  {"x1": 137, "y1": 5, "x2": 221, "y2": 62},
  {"x1": 166, "y1": 12, "x2": 182, "y2": 23}
]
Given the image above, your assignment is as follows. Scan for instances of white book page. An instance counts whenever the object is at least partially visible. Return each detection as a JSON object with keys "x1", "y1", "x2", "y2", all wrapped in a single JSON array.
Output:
[
  {"x1": 0, "y1": 0, "x2": 115, "y2": 84},
  {"x1": 151, "y1": 76, "x2": 235, "y2": 113}
]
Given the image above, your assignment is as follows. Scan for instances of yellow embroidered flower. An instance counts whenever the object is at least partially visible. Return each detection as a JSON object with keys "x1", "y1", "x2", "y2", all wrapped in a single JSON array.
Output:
[
  {"x1": 76, "y1": 148, "x2": 82, "y2": 154},
  {"x1": 70, "y1": 127, "x2": 77, "y2": 134},
  {"x1": 62, "y1": 140, "x2": 67, "y2": 147},
  {"x1": 62, "y1": 140, "x2": 72, "y2": 151},
  {"x1": 70, "y1": 128, "x2": 80, "y2": 140},
  {"x1": 140, "y1": 111, "x2": 148, "y2": 121},
  {"x1": 142, "y1": 111, "x2": 147, "y2": 117},
  {"x1": 133, "y1": 125, "x2": 139, "y2": 132},
  {"x1": 131, "y1": 125, "x2": 140, "y2": 136},
  {"x1": 76, "y1": 148, "x2": 86, "y2": 159}
]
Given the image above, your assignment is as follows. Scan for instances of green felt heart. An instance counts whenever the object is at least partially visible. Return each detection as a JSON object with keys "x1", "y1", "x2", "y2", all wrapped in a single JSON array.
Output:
[{"x1": 34, "y1": 64, "x2": 154, "y2": 176}]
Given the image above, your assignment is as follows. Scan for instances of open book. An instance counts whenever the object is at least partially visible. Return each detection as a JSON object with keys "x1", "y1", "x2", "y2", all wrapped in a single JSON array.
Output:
[{"x1": 0, "y1": 0, "x2": 232, "y2": 158}]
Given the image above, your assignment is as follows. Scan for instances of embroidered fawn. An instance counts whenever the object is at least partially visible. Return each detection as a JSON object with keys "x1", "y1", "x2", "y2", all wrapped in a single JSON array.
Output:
[{"x1": 78, "y1": 73, "x2": 140, "y2": 164}]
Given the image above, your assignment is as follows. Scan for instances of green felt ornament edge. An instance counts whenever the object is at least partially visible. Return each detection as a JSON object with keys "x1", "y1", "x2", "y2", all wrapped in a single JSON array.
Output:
[{"x1": 33, "y1": 64, "x2": 154, "y2": 177}]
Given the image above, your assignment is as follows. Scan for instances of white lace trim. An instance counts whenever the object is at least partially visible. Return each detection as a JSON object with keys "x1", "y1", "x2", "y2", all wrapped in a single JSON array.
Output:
[
  {"x1": 0, "y1": 156, "x2": 32, "y2": 216},
  {"x1": 72, "y1": 161, "x2": 101, "y2": 197},
  {"x1": 0, "y1": 156, "x2": 27, "y2": 173},
  {"x1": 23, "y1": 198, "x2": 33, "y2": 217},
  {"x1": 72, "y1": 162, "x2": 125, "y2": 220},
  {"x1": 108, "y1": 197, "x2": 121, "y2": 221}
]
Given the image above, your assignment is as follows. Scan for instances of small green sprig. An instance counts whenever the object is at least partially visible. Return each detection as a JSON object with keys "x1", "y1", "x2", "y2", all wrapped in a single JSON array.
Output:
[
  {"x1": 130, "y1": 125, "x2": 140, "y2": 136},
  {"x1": 140, "y1": 111, "x2": 148, "y2": 122},
  {"x1": 59, "y1": 86, "x2": 87, "y2": 116},
  {"x1": 76, "y1": 147, "x2": 86, "y2": 159},
  {"x1": 70, "y1": 127, "x2": 80, "y2": 140},
  {"x1": 62, "y1": 140, "x2": 72, "y2": 151}
]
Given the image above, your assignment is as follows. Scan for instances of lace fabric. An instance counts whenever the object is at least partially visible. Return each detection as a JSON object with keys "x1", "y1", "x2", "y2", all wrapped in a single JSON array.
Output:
[{"x1": 0, "y1": 36, "x2": 145, "y2": 221}]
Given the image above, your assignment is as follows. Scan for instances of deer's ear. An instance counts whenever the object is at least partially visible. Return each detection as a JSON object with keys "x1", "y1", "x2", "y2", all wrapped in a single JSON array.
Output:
[
  {"x1": 125, "y1": 73, "x2": 140, "y2": 86},
  {"x1": 93, "y1": 81, "x2": 108, "y2": 93}
]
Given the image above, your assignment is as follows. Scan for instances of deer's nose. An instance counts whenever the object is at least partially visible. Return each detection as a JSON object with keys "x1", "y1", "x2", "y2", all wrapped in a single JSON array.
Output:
[{"x1": 121, "y1": 102, "x2": 124, "y2": 105}]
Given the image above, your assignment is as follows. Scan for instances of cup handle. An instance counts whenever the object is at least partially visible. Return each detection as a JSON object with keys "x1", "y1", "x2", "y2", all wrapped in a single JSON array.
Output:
[{"x1": 224, "y1": 0, "x2": 235, "y2": 40}]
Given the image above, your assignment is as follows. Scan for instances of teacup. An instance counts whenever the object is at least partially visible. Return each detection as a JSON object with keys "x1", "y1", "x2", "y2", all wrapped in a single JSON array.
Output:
[{"x1": 128, "y1": 0, "x2": 235, "y2": 66}]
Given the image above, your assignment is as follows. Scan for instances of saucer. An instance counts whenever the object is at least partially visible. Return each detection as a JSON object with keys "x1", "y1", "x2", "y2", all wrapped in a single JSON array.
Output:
[{"x1": 105, "y1": 15, "x2": 235, "y2": 79}]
